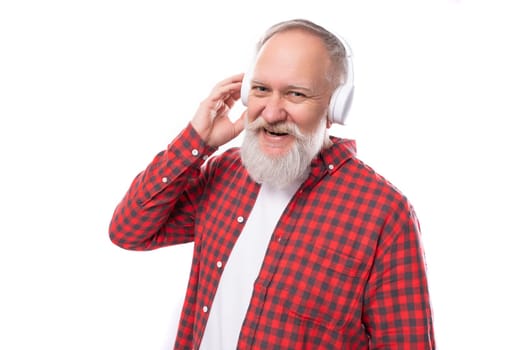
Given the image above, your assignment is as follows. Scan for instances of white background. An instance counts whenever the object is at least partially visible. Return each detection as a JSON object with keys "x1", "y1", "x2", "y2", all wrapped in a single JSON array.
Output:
[{"x1": 1, "y1": 0, "x2": 524, "y2": 349}]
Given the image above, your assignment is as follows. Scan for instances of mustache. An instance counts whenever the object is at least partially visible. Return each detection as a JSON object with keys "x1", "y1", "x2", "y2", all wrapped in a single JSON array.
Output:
[{"x1": 245, "y1": 117, "x2": 305, "y2": 140}]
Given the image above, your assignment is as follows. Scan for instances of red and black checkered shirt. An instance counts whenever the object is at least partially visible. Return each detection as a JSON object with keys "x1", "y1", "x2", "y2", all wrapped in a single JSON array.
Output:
[{"x1": 109, "y1": 124, "x2": 435, "y2": 349}]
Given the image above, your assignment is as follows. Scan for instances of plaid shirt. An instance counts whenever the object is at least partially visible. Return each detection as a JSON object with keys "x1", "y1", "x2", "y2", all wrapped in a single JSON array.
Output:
[{"x1": 109, "y1": 124, "x2": 435, "y2": 349}]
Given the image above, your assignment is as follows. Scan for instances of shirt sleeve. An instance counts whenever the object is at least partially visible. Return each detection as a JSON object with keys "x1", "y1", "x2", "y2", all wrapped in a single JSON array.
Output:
[
  {"x1": 108, "y1": 123, "x2": 217, "y2": 250},
  {"x1": 363, "y1": 199, "x2": 436, "y2": 349}
]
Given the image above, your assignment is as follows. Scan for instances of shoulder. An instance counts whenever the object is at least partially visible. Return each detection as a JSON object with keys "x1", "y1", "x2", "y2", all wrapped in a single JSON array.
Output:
[
  {"x1": 328, "y1": 138, "x2": 409, "y2": 206},
  {"x1": 201, "y1": 146, "x2": 250, "y2": 186},
  {"x1": 205, "y1": 147, "x2": 242, "y2": 170}
]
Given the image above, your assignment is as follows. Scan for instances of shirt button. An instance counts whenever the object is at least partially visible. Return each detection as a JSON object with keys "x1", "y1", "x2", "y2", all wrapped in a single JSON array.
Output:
[
  {"x1": 191, "y1": 149, "x2": 199, "y2": 157},
  {"x1": 161, "y1": 177, "x2": 168, "y2": 183},
  {"x1": 202, "y1": 305, "x2": 209, "y2": 313},
  {"x1": 328, "y1": 164, "x2": 334, "y2": 170},
  {"x1": 216, "y1": 261, "x2": 223, "y2": 269},
  {"x1": 237, "y1": 216, "x2": 244, "y2": 223}
]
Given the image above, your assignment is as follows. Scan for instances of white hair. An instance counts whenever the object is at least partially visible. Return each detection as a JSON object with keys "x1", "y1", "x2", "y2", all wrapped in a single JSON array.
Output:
[{"x1": 240, "y1": 117, "x2": 329, "y2": 189}]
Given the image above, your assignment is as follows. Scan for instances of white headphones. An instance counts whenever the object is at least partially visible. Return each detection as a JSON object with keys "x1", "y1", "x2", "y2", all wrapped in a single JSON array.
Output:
[{"x1": 240, "y1": 32, "x2": 354, "y2": 125}]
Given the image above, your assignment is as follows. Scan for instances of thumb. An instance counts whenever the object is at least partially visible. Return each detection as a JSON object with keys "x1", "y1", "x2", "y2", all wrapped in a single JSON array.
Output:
[{"x1": 231, "y1": 110, "x2": 247, "y2": 139}]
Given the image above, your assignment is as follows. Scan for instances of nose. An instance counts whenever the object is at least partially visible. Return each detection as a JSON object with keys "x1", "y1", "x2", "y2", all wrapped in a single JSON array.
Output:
[{"x1": 260, "y1": 93, "x2": 287, "y2": 124}]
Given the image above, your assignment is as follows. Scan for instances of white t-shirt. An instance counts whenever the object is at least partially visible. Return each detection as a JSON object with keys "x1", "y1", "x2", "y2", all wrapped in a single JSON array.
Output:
[{"x1": 199, "y1": 180, "x2": 301, "y2": 350}]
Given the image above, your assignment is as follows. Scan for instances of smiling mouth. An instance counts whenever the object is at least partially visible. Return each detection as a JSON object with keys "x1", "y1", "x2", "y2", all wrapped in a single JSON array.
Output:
[{"x1": 264, "y1": 128, "x2": 289, "y2": 136}]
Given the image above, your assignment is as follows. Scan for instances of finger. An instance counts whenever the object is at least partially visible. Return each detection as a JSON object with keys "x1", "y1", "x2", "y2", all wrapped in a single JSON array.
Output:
[
  {"x1": 232, "y1": 109, "x2": 247, "y2": 137},
  {"x1": 215, "y1": 73, "x2": 244, "y2": 87},
  {"x1": 208, "y1": 83, "x2": 241, "y2": 113},
  {"x1": 211, "y1": 73, "x2": 243, "y2": 100},
  {"x1": 210, "y1": 82, "x2": 240, "y2": 103},
  {"x1": 224, "y1": 93, "x2": 237, "y2": 109}
]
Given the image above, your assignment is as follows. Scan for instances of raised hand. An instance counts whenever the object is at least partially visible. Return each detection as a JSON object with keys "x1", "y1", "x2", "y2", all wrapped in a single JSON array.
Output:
[{"x1": 190, "y1": 73, "x2": 247, "y2": 148}]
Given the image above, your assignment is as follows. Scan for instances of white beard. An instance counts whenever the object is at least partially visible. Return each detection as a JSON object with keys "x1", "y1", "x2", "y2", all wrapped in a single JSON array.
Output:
[{"x1": 240, "y1": 116, "x2": 328, "y2": 189}]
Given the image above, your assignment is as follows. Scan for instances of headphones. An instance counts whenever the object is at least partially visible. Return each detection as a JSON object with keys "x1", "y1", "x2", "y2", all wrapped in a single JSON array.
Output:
[{"x1": 240, "y1": 32, "x2": 354, "y2": 125}]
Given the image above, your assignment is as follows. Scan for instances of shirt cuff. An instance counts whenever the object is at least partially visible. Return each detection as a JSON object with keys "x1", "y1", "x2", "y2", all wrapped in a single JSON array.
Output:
[{"x1": 167, "y1": 122, "x2": 218, "y2": 167}]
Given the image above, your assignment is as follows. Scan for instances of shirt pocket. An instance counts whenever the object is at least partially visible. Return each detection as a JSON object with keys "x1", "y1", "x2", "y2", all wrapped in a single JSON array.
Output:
[{"x1": 282, "y1": 244, "x2": 368, "y2": 330}]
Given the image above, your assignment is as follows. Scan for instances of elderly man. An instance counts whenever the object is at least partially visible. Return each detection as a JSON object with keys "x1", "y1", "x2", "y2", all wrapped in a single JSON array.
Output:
[{"x1": 109, "y1": 18, "x2": 435, "y2": 350}]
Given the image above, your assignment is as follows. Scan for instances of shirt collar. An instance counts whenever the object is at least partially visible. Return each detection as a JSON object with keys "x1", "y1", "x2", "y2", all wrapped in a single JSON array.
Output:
[{"x1": 312, "y1": 136, "x2": 357, "y2": 173}]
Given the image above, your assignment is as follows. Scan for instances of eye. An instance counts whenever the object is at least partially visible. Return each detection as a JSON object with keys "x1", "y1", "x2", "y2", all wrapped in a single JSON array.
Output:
[
  {"x1": 288, "y1": 91, "x2": 306, "y2": 98},
  {"x1": 252, "y1": 85, "x2": 269, "y2": 94},
  {"x1": 286, "y1": 90, "x2": 309, "y2": 103}
]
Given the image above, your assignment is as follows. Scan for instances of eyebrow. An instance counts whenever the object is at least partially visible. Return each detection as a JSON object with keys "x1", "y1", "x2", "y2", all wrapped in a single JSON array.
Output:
[
  {"x1": 287, "y1": 85, "x2": 313, "y2": 93},
  {"x1": 252, "y1": 79, "x2": 315, "y2": 94}
]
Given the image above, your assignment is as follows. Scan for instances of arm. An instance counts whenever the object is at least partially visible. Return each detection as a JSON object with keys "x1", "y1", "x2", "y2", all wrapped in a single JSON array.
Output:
[
  {"x1": 363, "y1": 200, "x2": 436, "y2": 349},
  {"x1": 108, "y1": 124, "x2": 217, "y2": 250},
  {"x1": 109, "y1": 74, "x2": 246, "y2": 250}
]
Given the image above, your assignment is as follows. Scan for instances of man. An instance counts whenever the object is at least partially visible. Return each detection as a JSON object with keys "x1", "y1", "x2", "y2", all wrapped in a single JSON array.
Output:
[{"x1": 109, "y1": 19, "x2": 435, "y2": 349}]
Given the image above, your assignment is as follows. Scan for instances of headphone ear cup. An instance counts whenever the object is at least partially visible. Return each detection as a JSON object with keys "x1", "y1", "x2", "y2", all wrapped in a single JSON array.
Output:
[
  {"x1": 328, "y1": 83, "x2": 354, "y2": 125},
  {"x1": 240, "y1": 68, "x2": 253, "y2": 106}
]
